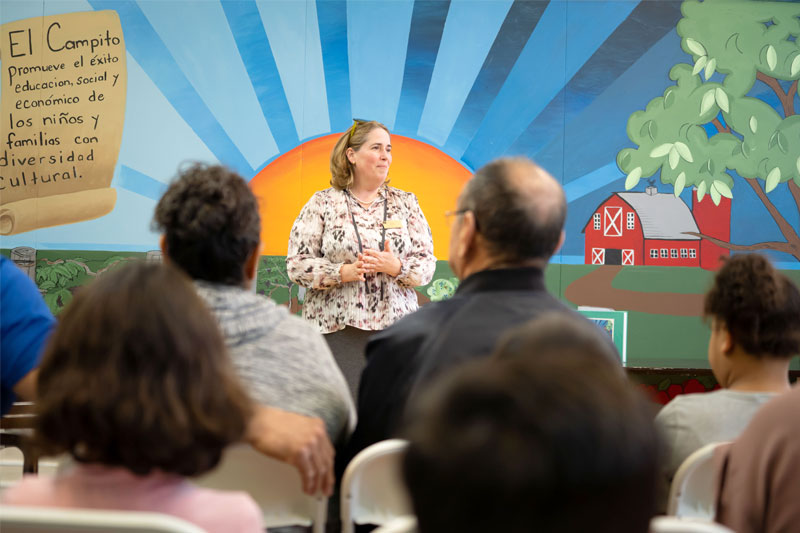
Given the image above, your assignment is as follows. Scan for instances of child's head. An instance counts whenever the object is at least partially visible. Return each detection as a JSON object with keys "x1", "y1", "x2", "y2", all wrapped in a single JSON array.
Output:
[
  {"x1": 704, "y1": 254, "x2": 800, "y2": 382},
  {"x1": 34, "y1": 262, "x2": 252, "y2": 477}
]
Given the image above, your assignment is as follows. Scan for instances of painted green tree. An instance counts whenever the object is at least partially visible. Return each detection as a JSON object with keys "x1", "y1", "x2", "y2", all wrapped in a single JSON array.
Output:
[{"x1": 617, "y1": 0, "x2": 800, "y2": 260}]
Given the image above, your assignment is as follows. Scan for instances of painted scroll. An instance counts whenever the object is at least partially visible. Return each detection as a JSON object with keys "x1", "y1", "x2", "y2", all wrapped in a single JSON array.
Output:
[{"x1": 0, "y1": 10, "x2": 126, "y2": 235}]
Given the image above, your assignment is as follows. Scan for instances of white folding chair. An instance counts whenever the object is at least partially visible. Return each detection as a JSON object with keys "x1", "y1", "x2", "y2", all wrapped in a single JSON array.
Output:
[
  {"x1": 650, "y1": 515, "x2": 734, "y2": 533},
  {"x1": 340, "y1": 439, "x2": 412, "y2": 533},
  {"x1": 371, "y1": 515, "x2": 417, "y2": 533},
  {"x1": 194, "y1": 443, "x2": 326, "y2": 533},
  {"x1": 667, "y1": 442, "x2": 729, "y2": 519},
  {"x1": 0, "y1": 505, "x2": 205, "y2": 533}
]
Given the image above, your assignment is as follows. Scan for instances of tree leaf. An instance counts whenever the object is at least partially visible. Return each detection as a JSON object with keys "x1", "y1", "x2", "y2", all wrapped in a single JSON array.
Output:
[
  {"x1": 674, "y1": 172, "x2": 686, "y2": 197},
  {"x1": 732, "y1": 143, "x2": 743, "y2": 157},
  {"x1": 686, "y1": 37, "x2": 707, "y2": 57},
  {"x1": 768, "y1": 131, "x2": 779, "y2": 149},
  {"x1": 650, "y1": 143, "x2": 674, "y2": 158},
  {"x1": 714, "y1": 88, "x2": 729, "y2": 113},
  {"x1": 742, "y1": 141, "x2": 751, "y2": 159},
  {"x1": 765, "y1": 167, "x2": 781, "y2": 193},
  {"x1": 766, "y1": 45, "x2": 777, "y2": 71},
  {"x1": 796, "y1": 155, "x2": 800, "y2": 177},
  {"x1": 700, "y1": 90, "x2": 716, "y2": 115},
  {"x1": 710, "y1": 183, "x2": 722, "y2": 205},
  {"x1": 708, "y1": 159, "x2": 715, "y2": 175},
  {"x1": 649, "y1": 121, "x2": 658, "y2": 139},
  {"x1": 725, "y1": 33, "x2": 743, "y2": 54},
  {"x1": 692, "y1": 55, "x2": 708, "y2": 75},
  {"x1": 713, "y1": 180, "x2": 733, "y2": 199},
  {"x1": 669, "y1": 147, "x2": 680, "y2": 170},
  {"x1": 749, "y1": 116, "x2": 757, "y2": 134},
  {"x1": 704, "y1": 57, "x2": 717, "y2": 80},
  {"x1": 640, "y1": 120, "x2": 653, "y2": 140},
  {"x1": 39, "y1": 280, "x2": 56, "y2": 291},
  {"x1": 776, "y1": 131, "x2": 788, "y2": 154},
  {"x1": 664, "y1": 88, "x2": 676, "y2": 109},
  {"x1": 792, "y1": 54, "x2": 800, "y2": 78},
  {"x1": 697, "y1": 181, "x2": 708, "y2": 201},
  {"x1": 674, "y1": 141, "x2": 694, "y2": 162},
  {"x1": 625, "y1": 167, "x2": 642, "y2": 190}
]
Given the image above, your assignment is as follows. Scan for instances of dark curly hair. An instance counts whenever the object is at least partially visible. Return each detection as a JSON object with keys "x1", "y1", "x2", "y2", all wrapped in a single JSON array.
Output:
[
  {"x1": 34, "y1": 262, "x2": 253, "y2": 477},
  {"x1": 704, "y1": 253, "x2": 800, "y2": 358},
  {"x1": 153, "y1": 163, "x2": 261, "y2": 285}
]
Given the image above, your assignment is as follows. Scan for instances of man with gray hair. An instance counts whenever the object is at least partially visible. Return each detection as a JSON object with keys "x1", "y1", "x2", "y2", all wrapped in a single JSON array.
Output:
[{"x1": 340, "y1": 157, "x2": 614, "y2": 468}]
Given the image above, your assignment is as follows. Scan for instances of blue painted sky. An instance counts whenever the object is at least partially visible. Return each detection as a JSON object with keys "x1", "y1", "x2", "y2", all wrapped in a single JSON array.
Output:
[{"x1": 0, "y1": 0, "x2": 796, "y2": 266}]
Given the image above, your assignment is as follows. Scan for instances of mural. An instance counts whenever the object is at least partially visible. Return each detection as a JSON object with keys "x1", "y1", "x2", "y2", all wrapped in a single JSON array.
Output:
[{"x1": 1, "y1": 0, "x2": 798, "y2": 369}]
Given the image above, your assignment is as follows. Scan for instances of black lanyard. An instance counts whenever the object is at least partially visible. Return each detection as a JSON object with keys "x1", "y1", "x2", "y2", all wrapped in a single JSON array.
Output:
[{"x1": 345, "y1": 190, "x2": 389, "y2": 296}]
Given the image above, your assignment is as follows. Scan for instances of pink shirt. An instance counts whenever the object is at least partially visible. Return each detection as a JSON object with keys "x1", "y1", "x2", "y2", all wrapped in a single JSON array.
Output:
[{"x1": 2, "y1": 464, "x2": 264, "y2": 533}]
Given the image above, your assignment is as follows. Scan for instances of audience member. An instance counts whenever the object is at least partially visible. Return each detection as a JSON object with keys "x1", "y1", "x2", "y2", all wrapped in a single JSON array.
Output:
[
  {"x1": 154, "y1": 163, "x2": 355, "y2": 495},
  {"x1": 2, "y1": 263, "x2": 263, "y2": 533},
  {"x1": 655, "y1": 254, "x2": 800, "y2": 507},
  {"x1": 714, "y1": 385, "x2": 800, "y2": 533},
  {"x1": 403, "y1": 314, "x2": 659, "y2": 533},
  {"x1": 0, "y1": 256, "x2": 55, "y2": 415},
  {"x1": 342, "y1": 157, "x2": 619, "y2": 469}
]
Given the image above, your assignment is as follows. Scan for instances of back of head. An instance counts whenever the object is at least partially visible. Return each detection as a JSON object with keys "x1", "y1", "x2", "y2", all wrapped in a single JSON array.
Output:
[
  {"x1": 153, "y1": 163, "x2": 261, "y2": 285},
  {"x1": 704, "y1": 253, "x2": 800, "y2": 358},
  {"x1": 34, "y1": 262, "x2": 252, "y2": 477},
  {"x1": 403, "y1": 315, "x2": 657, "y2": 533},
  {"x1": 460, "y1": 157, "x2": 566, "y2": 263},
  {"x1": 330, "y1": 120, "x2": 390, "y2": 190}
]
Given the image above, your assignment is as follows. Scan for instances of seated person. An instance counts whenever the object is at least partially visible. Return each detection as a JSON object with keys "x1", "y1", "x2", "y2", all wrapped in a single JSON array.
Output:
[
  {"x1": 402, "y1": 314, "x2": 659, "y2": 533},
  {"x1": 0, "y1": 256, "x2": 56, "y2": 414},
  {"x1": 3, "y1": 262, "x2": 263, "y2": 533},
  {"x1": 714, "y1": 385, "x2": 800, "y2": 533},
  {"x1": 154, "y1": 163, "x2": 355, "y2": 495},
  {"x1": 655, "y1": 253, "x2": 799, "y2": 507},
  {"x1": 153, "y1": 164, "x2": 354, "y2": 442}
]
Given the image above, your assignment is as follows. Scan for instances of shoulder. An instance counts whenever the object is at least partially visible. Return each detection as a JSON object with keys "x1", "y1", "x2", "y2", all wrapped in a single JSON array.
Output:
[
  {"x1": 181, "y1": 487, "x2": 263, "y2": 532},
  {"x1": 1, "y1": 475, "x2": 57, "y2": 505},
  {"x1": 386, "y1": 186, "x2": 419, "y2": 206}
]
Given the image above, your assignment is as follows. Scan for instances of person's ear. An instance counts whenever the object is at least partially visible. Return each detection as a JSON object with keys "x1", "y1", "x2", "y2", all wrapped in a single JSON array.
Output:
[
  {"x1": 554, "y1": 230, "x2": 566, "y2": 254},
  {"x1": 456, "y1": 211, "x2": 478, "y2": 260},
  {"x1": 346, "y1": 147, "x2": 355, "y2": 165},
  {"x1": 159, "y1": 235, "x2": 168, "y2": 256},
  {"x1": 243, "y1": 241, "x2": 263, "y2": 285},
  {"x1": 720, "y1": 324, "x2": 734, "y2": 355}
]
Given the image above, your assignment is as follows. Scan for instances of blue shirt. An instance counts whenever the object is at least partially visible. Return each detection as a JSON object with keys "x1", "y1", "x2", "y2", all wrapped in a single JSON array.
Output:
[{"x1": 1, "y1": 256, "x2": 56, "y2": 414}]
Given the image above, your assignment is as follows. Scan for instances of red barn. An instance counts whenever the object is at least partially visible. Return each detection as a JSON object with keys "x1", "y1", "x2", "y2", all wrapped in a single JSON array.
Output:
[{"x1": 582, "y1": 186, "x2": 701, "y2": 267}]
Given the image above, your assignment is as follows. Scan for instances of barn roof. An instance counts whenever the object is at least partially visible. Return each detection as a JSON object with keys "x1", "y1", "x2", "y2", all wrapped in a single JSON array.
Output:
[{"x1": 616, "y1": 192, "x2": 700, "y2": 240}]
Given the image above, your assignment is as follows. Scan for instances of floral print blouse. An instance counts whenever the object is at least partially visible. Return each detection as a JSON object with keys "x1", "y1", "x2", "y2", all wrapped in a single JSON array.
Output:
[{"x1": 287, "y1": 186, "x2": 436, "y2": 334}]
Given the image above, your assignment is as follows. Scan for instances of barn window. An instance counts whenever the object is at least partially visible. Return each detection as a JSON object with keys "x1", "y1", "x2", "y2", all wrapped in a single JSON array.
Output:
[
  {"x1": 593, "y1": 213, "x2": 601, "y2": 230},
  {"x1": 689, "y1": 249, "x2": 697, "y2": 258},
  {"x1": 671, "y1": 249, "x2": 678, "y2": 258},
  {"x1": 650, "y1": 249, "x2": 658, "y2": 259},
  {"x1": 681, "y1": 249, "x2": 688, "y2": 258},
  {"x1": 626, "y1": 212, "x2": 635, "y2": 230},
  {"x1": 661, "y1": 249, "x2": 668, "y2": 258}
]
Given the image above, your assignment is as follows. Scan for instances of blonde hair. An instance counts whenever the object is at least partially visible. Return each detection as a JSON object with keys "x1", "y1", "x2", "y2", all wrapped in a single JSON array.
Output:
[{"x1": 330, "y1": 120, "x2": 390, "y2": 190}]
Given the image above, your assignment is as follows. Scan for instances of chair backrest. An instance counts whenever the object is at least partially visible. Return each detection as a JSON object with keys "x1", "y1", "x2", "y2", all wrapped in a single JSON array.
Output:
[
  {"x1": 667, "y1": 442, "x2": 729, "y2": 519},
  {"x1": 650, "y1": 516, "x2": 734, "y2": 533},
  {"x1": 372, "y1": 515, "x2": 418, "y2": 533},
  {"x1": 0, "y1": 505, "x2": 205, "y2": 533},
  {"x1": 340, "y1": 439, "x2": 412, "y2": 533},
  {"x1": 193, "y1": 444, "x2": 326, "y2": 533}
]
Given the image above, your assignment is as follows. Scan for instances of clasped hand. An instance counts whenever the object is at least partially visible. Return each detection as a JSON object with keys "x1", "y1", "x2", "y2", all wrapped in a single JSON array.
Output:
[{"x1": 340, "y1": 240, "x2": 401, "y2": 282}]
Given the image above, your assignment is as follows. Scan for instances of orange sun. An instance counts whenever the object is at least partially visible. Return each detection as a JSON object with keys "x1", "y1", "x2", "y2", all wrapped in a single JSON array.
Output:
[{"x1": 250, "y1": 134, "x2": 472, "y2": 259}]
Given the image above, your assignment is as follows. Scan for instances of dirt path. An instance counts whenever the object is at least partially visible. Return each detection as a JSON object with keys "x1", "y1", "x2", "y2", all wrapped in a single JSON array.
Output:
[{"x1": 564, "y1": 265, "x2": 705, "y2": 316}]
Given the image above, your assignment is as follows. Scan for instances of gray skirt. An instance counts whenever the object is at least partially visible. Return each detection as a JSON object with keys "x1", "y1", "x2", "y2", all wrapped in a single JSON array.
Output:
[{"x1": 324, "y1": 326, "x2": 374, "y2": 402}]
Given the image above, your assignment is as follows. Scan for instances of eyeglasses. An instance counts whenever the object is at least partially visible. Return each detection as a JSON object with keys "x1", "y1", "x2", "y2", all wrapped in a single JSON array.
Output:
[
  {"x1": 445, "y1": 208, "x2": 480, "y2": 231},
  {"x1": 348, "y1": 118, "x2": 369, "y2": 141}
]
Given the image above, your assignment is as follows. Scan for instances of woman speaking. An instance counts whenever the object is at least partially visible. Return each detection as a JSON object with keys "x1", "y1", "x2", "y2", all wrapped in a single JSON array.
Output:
[{"x1": 287, "y1": 120, "x2": 435, "y2": 398}]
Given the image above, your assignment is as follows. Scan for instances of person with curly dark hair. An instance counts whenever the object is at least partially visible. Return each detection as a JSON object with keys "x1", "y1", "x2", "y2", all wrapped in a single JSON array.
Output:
[
  {"x1": 154, "y1": 163, "x2": 354, "y2": 496},
  {"x1": 2, "y1": 262, "x2": 263, "y2": 533},
  {"x1": 655, "y1": 253, "x2": 800, "y2": 510}
]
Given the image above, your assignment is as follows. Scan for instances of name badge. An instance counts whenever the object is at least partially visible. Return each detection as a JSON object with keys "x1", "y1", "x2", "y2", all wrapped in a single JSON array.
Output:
[{"x1": 383, "y1": 219, "x2": 402, "y2": 229}]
